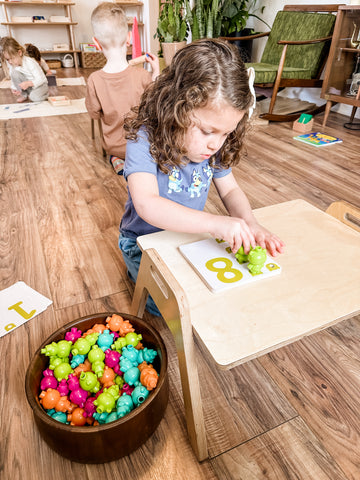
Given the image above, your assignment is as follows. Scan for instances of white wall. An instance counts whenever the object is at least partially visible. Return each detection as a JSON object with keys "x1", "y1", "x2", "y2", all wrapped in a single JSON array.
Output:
[{"x1": 250, "y1": 0, "x2": 359, "y2": 119}]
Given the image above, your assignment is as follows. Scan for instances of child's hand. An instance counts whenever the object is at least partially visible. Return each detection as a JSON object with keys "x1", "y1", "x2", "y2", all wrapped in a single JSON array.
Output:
[
  {"x1": 210, "y1": 216, "x2": 256, "y2": 254},
  {"x1": 145, "y1": 52, "x2": 160, "y2": 80},
  {"x1": 249, "y1": 222, "x2": 285, "y2": 257},
  {"x1": 12, "y1": 89, "x2": 20, "y2": 96},
  {"x1": 19, "y1": 80, "x2": 33, "y2": 90}
]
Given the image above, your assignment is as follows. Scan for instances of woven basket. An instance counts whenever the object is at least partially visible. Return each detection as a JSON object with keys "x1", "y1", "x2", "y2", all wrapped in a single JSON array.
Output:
[{"x1": 80, "y1": 51, "x2": 106, "y2": 69}]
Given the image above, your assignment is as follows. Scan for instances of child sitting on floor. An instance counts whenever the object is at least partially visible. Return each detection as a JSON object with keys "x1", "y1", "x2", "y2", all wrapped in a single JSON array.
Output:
[
  {"x1": 25, "y1": 44, "x2": 52, "y2": 76},
  {"x1": 85, "y1": 2, "x2": 159, "y2": 175},
  {"x1": 120, "y1": 39, "x2": 285, "y2": 315},
  {"x1": 0, "y1": 36, "x2": 49, "y2": 103}
]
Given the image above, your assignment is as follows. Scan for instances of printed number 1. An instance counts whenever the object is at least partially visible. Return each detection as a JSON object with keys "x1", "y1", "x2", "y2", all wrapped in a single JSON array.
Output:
[{"x1": 205, "y1": 257, "x2": 243, "y2": 283}]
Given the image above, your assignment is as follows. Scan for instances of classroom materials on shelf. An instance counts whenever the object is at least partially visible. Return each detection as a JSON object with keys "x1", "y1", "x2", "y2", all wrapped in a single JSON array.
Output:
[
  {"x1": 179, "y1": 238, "x2": 281, "y2": 293},
  {"x1": 53, "y1": 43, "x2": 69, "y2": 51},
  {"x1": 48, "y1": 95, "x2": 71, "y2": 106},
  {"x1": 292, "y1": 113, "x2": 314, "y2": 133},
  {"x1": 80, "y1": 42, "x2": 97, "y2": 52},
  {"x1": 293, "y1": 132, "x2": 343, "y2": 147}
]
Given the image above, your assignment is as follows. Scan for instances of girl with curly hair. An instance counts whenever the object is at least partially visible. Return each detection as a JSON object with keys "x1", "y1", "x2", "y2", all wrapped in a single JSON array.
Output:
[{"x1": 120, "y1": 39, "x2": 284, "y2": 315}]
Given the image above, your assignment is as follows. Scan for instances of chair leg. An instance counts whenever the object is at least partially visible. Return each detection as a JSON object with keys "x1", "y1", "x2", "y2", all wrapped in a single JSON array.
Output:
[
  {"x1": 97, "y1": 119, "x2": 106, "y2": 157},
  {"x1": 131, "y1": 249, "x2": 209, "y2": 461},
  {"x1": 268, "y1": 44, "x2": 288, "y2": 115},
  {"x1": 91, "y1": 118, "x2": 95, "y2": 140}
]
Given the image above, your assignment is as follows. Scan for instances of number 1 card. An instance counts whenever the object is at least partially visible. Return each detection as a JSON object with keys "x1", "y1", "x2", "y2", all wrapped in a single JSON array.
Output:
[{"x1": 179, "y1": 239, "x2": 281, "y2": 293}]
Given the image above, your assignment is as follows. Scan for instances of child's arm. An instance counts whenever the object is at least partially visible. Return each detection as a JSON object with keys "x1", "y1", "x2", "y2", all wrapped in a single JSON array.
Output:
[
  {"x1": 145, "y1": 53, "x2": 160, "y2": 81},
  {"x1": 85, "y1": 76, "x2": 102, "y2": 119},
  {"x1": 128, "y1": 172, "x2": 257, "y2": 254},
  {"x1": 213, "y1": 173, "x2": 285, "y2": 256}
]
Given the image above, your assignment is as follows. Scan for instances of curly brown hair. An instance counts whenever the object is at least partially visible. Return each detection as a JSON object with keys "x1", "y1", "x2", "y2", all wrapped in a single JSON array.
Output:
[{"x1": 125, "y1": 39, "x2": 253, "y2": 174}]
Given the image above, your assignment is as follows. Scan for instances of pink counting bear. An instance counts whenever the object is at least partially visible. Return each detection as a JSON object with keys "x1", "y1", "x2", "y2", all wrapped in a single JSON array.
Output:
[
  {"x1": 40, "y1": 369, "x2": 58, "y2": 391},
  {"x1": 57, "y1": 378, "x2": 69, "y2": 396},
  {"x1": 104, "y1": 349, "x2": 121, "y2": 375},
  {"x1": 64, "y1": 327, "x2": 82, "y2": 343},
  {"x1": 83, "y1": 396, "x2": 97, "y2": 418}
]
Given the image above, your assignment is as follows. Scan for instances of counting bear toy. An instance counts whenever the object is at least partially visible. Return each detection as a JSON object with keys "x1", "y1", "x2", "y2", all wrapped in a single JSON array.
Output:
[
  {"x1": 235, "y1": 245, "x2": 267, "y2": 275},
  {"x1": 38, "y1": 314, "x2": 159, "y2": 426}
]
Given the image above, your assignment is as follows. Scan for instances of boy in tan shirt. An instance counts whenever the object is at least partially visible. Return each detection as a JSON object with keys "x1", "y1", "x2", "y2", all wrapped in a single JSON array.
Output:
[{"x1": 85, "y1": 2, "x2": 159, "y2": 174}]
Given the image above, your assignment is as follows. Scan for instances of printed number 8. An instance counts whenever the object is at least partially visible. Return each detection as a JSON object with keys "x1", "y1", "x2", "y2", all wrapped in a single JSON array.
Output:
[{"x1": 205, "y1": 257, "x2": 243, "y2": 283}]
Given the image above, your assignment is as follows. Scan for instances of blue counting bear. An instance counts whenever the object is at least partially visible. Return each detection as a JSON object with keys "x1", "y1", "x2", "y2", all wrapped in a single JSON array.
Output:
[
  {"x1": 70, "y1": 353, "x2": 86, "y2": 368},
  {"x1": 97, "y1": 329, "x2": 115, "y2": 352},
  {"x1": 116, "y1": 393, "x2": 134, "y2": 418},
  {"x1": 120, "y1": 345, "x2": 158, "y2": 372},
  {"x1": 131, "y1": 385, "x2": 150, "y2": 407},
  {"x1": 93, "y1": 411, "x2": 110, "y2": 424}
]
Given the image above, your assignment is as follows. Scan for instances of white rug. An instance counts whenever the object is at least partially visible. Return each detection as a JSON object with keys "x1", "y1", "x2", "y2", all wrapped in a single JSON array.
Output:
[
  {"x1": 0, "y1": 98, "x2": 87, "y2": 120},
  {"x1": 0, "y1": 76, "x2": 86, "y2": 88}
]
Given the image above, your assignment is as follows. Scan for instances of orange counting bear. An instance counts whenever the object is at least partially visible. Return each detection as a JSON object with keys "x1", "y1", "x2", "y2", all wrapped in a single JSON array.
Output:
[
  {"x1": 105, "y1": 314, "x2": 135, "y2": 336},
  {"x1": 67, "y1": 407, "x2": 87, "y2": 426},
  {"x1": 138, "y1": 362, "x2": 158, "y2": 391}
]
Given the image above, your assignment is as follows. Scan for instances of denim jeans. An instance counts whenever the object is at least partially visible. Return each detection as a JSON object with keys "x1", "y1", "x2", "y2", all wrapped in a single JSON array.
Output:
[{"x1": 118, "y1": 234, "x2": 161, "y2": 316}]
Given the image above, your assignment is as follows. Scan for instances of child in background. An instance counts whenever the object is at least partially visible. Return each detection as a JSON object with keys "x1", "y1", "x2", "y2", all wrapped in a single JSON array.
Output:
[
  {"x1": 0, "y1": 37, "x2": 49, "y2": 103},
  {"x1": 120, "y1": 39, "x2": 285, "y2": 315},
  {"x1": 25, "y1": 44, "x2": 52, "y2": 76},
  {"x1": 85, "y1": 2, "x2": 159, "y2": 175}
]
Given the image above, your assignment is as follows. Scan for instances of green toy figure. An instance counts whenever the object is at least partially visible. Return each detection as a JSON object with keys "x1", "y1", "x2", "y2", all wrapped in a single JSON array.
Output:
[{"x1": 247, "y1": 246, "x2": 267, "y2": 275}]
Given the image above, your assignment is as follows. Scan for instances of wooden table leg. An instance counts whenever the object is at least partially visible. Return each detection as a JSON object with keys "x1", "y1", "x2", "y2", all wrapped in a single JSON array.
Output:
[{"x1": 131, "y1": 248, "x2": 209, "y2": 461}]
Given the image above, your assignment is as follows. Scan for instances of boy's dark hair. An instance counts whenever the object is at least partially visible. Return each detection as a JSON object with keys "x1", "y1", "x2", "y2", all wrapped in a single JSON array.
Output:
[
  {"x1": 25, "y1": 44, "x2": 41, "y2": 62},
  {"x1": 125, "y1": 39, "x2": 253, "y2": 173}
]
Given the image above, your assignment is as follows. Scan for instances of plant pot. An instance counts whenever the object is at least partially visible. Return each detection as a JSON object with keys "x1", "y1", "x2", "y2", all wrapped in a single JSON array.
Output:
[
  {"x1": 228, "y1": 28, "x2": 253, "y2": 63},
  {"x1": 161, "y1": 41, "x2": 186, "y2": 66}
]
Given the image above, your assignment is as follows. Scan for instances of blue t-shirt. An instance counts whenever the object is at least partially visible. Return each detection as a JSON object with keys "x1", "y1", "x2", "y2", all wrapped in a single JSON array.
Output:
[{"x1": 120, "y1": 129, "x2": 231, "y2": 239}]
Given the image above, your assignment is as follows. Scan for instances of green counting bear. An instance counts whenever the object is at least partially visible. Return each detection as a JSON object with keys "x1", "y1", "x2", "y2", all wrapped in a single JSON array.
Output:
[
  {"x1": 79, "y1": 371, "x2": 100, "y2": 393},
  {"x1": 41, "y1": 340, "x2": 72, "y2": 358},
  {"x1": 247, "y1": 246, "x2": 267, "y2": 275},
  {"x1": 235, "y1": 245, "x2": 267, "y2": 275}
]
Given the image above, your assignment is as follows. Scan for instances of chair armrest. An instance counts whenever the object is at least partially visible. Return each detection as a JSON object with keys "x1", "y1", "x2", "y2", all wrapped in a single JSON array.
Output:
[
  {"x1": 219, "y1": 31, "x2": 270, "y2": 42},
  {"x1": 278, "y1": 35, "x2": 332, "y2": 46}
]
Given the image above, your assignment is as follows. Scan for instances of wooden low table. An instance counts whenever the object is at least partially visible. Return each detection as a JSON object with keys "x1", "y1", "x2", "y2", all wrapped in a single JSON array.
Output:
[{"x1": 131, "y1": 199, "x2": 360, "y2": 461}]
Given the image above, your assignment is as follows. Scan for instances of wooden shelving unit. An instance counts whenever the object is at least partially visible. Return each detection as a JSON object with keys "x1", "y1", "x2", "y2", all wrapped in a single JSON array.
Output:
[
  {"x1": 116, "y1": 1, "x2": 144, "y2": 56},
  {"x1": 0, "y1": 1, "x2": 79, "y2": 67},
  {"x1": 321, "y1": 5, "x2": 360, "y2": 126}
]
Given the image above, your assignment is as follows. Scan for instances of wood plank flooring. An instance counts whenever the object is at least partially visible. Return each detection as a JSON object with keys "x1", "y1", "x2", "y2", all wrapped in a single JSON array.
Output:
[{"x1": 0, "y1": 67, "x2": 359, "y2": 480}]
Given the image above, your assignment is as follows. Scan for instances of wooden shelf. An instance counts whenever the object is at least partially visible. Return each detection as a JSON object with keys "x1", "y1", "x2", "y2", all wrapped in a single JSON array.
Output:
[
  {"x1": 321, "y1": 5, "x2": 360, "y2": 125},
  {"x1": 2, "y1": 21, "x2": 77, "y2": 25},
  {"x1": 0, "y1": 0, "x2": 79, "y2": 67},
  {"x1": 115, "y1": 2, "x2": 143, "y2": 6},
  {"x1": 0, "y1": 1, "x2": 75, "y2": 4}
]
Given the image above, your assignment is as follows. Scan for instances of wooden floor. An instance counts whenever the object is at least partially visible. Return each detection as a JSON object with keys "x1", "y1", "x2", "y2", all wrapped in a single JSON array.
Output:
[{"x1": 1, "y1": 67, "x2": 359, "y2": 480}]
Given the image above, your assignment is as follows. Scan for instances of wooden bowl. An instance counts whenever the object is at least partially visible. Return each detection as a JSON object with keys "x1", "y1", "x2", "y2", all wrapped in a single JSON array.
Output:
[{"x1": 25, "y1": 313, "x2": 169, "y2": 463}]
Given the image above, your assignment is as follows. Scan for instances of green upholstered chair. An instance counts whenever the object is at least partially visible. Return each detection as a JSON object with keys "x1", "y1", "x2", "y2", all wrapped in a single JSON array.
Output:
[{"x1": 221, "y1": 5, "x2": 341, "y2": 121}]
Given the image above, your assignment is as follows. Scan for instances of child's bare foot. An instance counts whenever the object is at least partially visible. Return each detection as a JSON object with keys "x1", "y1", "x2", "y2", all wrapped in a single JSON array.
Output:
[{"x1": 16, "y1": 95, "x2": 28, "y2": 103}]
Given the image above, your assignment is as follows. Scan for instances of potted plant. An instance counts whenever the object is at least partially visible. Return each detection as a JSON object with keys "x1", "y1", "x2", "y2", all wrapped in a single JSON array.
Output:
[
  {"x1": 155, "y1": 0, "x2": 189, "y2": 66},
  {"x1": 219, "y1": 0, "x2": 270, "y2": 62},
  {"x1": 184, "y1": 0, "x2": 222, "y2": 41}
]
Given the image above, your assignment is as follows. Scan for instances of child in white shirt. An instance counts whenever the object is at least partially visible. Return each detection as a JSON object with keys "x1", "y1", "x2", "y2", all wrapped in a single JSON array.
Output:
[{"x1": 1, "y1": 37, "x2": 48, "y2": 103}]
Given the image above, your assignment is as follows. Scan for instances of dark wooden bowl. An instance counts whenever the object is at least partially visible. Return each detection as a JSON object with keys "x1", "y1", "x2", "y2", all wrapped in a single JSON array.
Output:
[{"x1": 25, "y1": 313, "x2": 169, "y2": 463}]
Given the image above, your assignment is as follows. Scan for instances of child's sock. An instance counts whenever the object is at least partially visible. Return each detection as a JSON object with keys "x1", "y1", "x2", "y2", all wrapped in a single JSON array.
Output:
[{"x1": 109, "y1": 155, "x2": 124, "y2": 175}]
